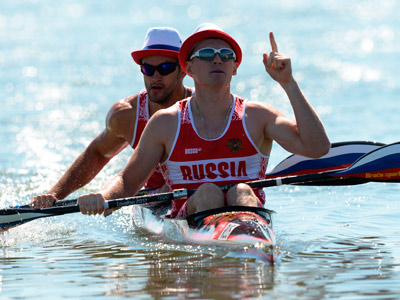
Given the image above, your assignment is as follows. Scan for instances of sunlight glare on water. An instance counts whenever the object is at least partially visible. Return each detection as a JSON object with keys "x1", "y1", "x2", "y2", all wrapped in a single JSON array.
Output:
[{"x1": 1, "y1": 0, "x2": 400, "y2": 299}]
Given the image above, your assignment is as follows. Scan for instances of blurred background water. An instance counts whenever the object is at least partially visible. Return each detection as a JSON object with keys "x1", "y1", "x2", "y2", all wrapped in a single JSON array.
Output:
[{"x1": 1, "y1": 0, "x2": 399, "y2": 299}]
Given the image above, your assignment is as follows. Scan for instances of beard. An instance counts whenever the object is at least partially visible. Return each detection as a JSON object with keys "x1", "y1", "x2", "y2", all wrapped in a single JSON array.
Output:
[{"x1": 145, "y1": 73, "x2": 180, "y2": 105}]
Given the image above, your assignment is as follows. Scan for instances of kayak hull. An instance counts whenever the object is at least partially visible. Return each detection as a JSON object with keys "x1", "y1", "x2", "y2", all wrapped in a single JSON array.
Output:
[{"x1": 132, "y1": 203, "x2": 279, "y2": 263}]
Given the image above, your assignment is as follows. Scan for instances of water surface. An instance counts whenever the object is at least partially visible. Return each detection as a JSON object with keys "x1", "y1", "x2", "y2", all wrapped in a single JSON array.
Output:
[{"x1": 1, "y1": 0, "x2": 400, "y2": 299}]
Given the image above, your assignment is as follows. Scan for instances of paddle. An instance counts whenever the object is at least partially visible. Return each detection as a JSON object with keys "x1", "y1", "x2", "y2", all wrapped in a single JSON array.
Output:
[
  {"x1": 243, "y1": 141, "x2": 400, "y2": 189},
  {"x1": 265, "y1": 140, "x2": 384, "y2": 185},
  {"x1": 5, "y1": 140, "x2": 378, "y2": 216},
  {"x1": 15, "y1": 186, "x2": 160, "y2": 209},
  {"x1": 23, "y1": 140, "x2": 388, "y2": 211},
  {"x1": 1, "y1": 141, "x2": 399, "y2": 231},
  {"x1": 0, "y1": 186, "x2": 166, "y2": 231},
  {"x1": 0, "y1": 190, "x2": 183, "y2": 231},
  {"x1": 3, "y1": 141, "x2": 383, "y2": 211}
]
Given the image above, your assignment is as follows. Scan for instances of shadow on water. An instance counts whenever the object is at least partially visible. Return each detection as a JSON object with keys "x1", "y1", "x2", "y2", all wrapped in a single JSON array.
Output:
[
  {"x1": 0, "y1": 209, "x2": 279, "y2": 299},
  {"x1": 2, "y1": 207, "x2": 399, "y2": 299},
  {"x1": 1, "y1": 232, "x2": 278, "y2": 299}
]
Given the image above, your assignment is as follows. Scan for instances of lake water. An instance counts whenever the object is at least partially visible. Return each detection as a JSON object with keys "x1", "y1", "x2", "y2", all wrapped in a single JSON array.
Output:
[{"x1": 1, "y1": 0, "x2": 400, "y2": 299}]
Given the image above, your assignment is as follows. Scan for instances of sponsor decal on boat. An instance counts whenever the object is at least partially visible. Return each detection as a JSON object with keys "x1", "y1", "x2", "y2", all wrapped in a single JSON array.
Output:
[
  {"x1": 217, "y1": 223, "x2": 240, "y2": 240},
  {"x1": 365, "y1": 170, "x2": 400, "y2": 179}
]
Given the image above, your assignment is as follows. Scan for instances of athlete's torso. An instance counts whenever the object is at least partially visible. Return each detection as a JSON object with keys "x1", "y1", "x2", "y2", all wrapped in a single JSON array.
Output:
[{"x1": 160, "y1": 96, "x2": 269, "y2": 203}]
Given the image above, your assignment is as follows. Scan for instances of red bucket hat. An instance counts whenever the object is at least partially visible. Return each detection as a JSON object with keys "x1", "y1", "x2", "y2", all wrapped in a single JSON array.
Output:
[
  {"x1": 131, "y1": 27, "x2": 182, "y2": 65},
  {"x1": 178, "y1": 23, "x2": 242, "y2": 74}
]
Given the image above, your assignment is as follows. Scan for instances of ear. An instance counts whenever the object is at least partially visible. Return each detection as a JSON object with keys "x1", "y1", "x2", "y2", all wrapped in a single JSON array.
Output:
[
  {"x1": 232, "y1": 61, "x2": 239, "y2": 76},
  {"x1": 185, "y1": 61, "x2": 194, "y2": 77},
  {"x1": 179, "y1": 68, "x2": 187, "y2": 79}
]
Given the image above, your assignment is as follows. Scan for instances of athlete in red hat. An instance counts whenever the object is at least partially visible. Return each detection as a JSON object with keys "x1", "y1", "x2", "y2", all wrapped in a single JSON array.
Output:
[
  {"x1": 77, "y1": 23, "x2": 330, "y2": 217},
  {"x1": 31, "y1": 27, "x2": 193, "y2": 209}
]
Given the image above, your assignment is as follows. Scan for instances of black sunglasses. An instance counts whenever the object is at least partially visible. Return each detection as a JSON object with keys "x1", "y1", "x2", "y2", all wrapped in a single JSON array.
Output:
[{"x1": 140, "y1": 62, "x2": 179, "y2": 76}]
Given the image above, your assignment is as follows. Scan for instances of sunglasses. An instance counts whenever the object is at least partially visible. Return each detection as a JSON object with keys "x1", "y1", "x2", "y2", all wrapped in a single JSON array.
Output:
[
  {"x1": 190, "y1": 48, "x2": 236, "y2": 62},
  {"x1": 140, "y1": 62, "x2": 179, "y2": 76}
]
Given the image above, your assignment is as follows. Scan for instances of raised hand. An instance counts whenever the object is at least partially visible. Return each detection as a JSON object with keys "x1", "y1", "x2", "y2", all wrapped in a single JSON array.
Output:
[{"x1": 263, "y1": 32, "x2": 293, "y2": 85}]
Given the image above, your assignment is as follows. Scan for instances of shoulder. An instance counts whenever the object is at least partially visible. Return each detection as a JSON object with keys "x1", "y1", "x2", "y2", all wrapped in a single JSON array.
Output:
[
  {"x1": 107, "y1": 94, "x2": 139, "y2": 119},
  {"x1": 245, "y1": 101, "x2": 281, "y2": 118},
  {"x1": 106, "y1": 93, "x2": 140, "y2": 138},
  {"x1": 150, "y1": 103, "x2": 179, "y2": 123},
  {"x1": 145, "y1": 104, "x2": 179, "y2": 134},
  {"x1": 244, "y1": 101, "x2": 287, "y2": 137}
]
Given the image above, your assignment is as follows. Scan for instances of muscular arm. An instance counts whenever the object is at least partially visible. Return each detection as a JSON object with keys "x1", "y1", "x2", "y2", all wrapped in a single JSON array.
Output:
[
  {"x1": 99, "y1": 108, "x2": 175, "y2": 201},
  {"x1": 76, "y1": 108, "x2": 177, "y2": 216},
  {"x1": 260, "y1": 78, "x2": 330, "y2": 158},
  {"x1": 31, "y1": 95, "x2": 138, "y2": 206},
  {"x1": 260, "y1": 32, "x2": 330, "y2": 158},
  {"x1": 47, "y1": 129, "x2": 128, "y2": 200}
]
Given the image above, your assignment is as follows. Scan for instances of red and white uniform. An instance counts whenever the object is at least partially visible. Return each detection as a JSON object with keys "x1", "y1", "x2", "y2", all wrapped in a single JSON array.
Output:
[
  {"x1": 130, "y1": 89, "x2": 164, "y2": 189},
  {"x1": 160, "y1": 96, "x2": 269, "y2": 217}
]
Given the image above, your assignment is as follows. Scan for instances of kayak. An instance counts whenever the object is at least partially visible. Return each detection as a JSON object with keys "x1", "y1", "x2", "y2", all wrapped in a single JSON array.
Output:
[{"x1": 132, "y1": 202, "x2": 279, "y2": 263}]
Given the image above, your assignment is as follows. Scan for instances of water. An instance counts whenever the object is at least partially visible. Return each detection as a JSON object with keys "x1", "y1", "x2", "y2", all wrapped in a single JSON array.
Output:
[{"x1": 1, "y1": 0, "x2": 400, "y2": 298}]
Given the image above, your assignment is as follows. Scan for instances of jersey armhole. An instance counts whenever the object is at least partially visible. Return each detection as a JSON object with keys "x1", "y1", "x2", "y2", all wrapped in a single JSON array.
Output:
[
  {"x1": 242, "y1": 99, "x2": 270, "y2": 159},
  {"x1": 160, "y1": 102, "x2": 181, "y2": 166}
]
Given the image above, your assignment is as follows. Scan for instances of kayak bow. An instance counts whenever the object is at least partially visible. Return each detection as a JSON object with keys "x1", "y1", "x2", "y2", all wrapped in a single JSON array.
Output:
[{"x1": 132, "y1": 203, "x2": 279, "y2": 263}]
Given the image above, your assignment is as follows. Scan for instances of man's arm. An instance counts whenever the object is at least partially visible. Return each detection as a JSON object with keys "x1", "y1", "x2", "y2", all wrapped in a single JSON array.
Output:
[
  {"x1": 262, "y1": 32, "x2": 330, "y2": 158},
  {"x1": 77, "y1": 107, "x2": 176, "y2": 216},
  {"x1": 31, "y1": 95, "x2": 138, "y2": 207},
  {"x1": 48, "y1": 130, "x2": 128, "y2": 198}
]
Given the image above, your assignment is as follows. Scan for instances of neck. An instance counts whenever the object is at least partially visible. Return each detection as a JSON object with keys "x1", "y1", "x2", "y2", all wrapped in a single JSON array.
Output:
[
  {"x1": 192, "y1": 85, "x2": 232, "y2": 114},
  {"x1": 191, "y1": 92, "x2": 233, "y2": 139},
  {"x1": 163, "y1": 84, "x2": 189, "y2": 107}
]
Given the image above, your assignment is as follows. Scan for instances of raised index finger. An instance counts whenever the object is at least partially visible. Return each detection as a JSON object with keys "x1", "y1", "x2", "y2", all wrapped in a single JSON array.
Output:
[{"x1": 269, "y1": 32, "x2": 278, "y2": 53}]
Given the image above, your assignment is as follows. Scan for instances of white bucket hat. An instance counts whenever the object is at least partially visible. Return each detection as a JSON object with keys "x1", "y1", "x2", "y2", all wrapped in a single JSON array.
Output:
[{"x1": 131, "y1": 27, "x2": 182, "y2": 65}]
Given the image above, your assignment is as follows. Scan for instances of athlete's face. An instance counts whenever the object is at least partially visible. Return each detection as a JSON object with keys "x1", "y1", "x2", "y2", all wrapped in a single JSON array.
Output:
[
  {"x1": 141, "y1": 56, "x2": 182, "y2": 105},
  {"x1": 186, "y1": 39, "x2": 238, "y2": 88}
]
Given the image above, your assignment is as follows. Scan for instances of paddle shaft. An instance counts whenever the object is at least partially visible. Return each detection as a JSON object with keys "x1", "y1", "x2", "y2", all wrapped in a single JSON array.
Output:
[
  {"x1": 245, "y1": 172, "x2": 366, "y2": 189},
  {"x1": 0, "y1": 191, "x2": 182, "y2": 230},
  {"x1": 17, "y1": 186, "x2": 160, "y2": 209},
  {"x1": 0, "y1": 189, "x2": 180, "y2": 230},
  {"x1": 2, "y1": 141, "x2": 399, "y2": 231},
  {"x1": 14, "y1": 140, "x2": 387, "y2": 210}
]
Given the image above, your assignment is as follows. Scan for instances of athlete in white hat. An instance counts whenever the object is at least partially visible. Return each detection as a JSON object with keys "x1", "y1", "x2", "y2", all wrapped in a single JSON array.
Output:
[
  {"x1": 31, "y1": 27, "x2": 193, "y2": 209},
  {"x1": 77, "y1": 23, "x2": 330, "y2": 217}
]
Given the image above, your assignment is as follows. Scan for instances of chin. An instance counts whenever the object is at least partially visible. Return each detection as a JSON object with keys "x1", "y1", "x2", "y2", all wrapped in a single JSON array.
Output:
[
  {"x1": 149, "y1": 93, "x2": 171, "y2": 105},
  {"x1": 148, "y1": 91, "x2": 163, "y2": 101}
]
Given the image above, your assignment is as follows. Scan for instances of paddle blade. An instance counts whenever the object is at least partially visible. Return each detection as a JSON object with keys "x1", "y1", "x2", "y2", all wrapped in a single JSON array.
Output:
[
  {"x1": 1, "y1": 190, "x2": 178, "y2": 231},
  {"x1": 266, "y1": 141, "x2": 384, "y2": 185},
  {"x1": 335, "y1": 142, "x2": 400, "y2": 182},
  {"x1": 0, "y1": 206, "x2": 79, "y2": 231}
]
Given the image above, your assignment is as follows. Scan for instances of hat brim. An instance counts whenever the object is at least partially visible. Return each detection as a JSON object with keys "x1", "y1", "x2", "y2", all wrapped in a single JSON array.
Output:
[
  {"x1": 178, "y1": 29, "x2": 242, "y2": 74},
  {"x1": 131, "y1": 49, "x2": 179, "y2": 65}
]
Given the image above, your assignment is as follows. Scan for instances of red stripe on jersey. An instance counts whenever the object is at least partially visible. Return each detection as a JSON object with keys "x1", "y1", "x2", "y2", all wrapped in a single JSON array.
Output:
[{"x1": 130, "y1": 89, "x2": 164, "y2": 189}]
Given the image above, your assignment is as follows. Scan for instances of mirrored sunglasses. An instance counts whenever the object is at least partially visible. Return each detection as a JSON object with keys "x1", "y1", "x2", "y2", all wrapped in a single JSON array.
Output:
[
  {"x1": 140, "y1": 62, "x2": 179, "y2": 76},
  {"x1": 190, "y1": 48, "x2": 236, "y2": 62}
]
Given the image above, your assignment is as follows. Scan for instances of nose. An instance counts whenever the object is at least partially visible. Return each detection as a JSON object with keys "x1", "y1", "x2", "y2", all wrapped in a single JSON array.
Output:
[
  {"x1": 152, "y1": 70, "x2": 164, "y2": 79},
  {"x1": 212, "y1": 53, "x2": 223, "y2": 63}
]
